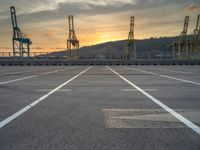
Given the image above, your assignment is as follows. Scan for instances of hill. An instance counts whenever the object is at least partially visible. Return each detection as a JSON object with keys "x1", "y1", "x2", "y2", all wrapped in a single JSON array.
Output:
[{"x1": 49, "y1": 36, "x2": 177, "y2": 59}]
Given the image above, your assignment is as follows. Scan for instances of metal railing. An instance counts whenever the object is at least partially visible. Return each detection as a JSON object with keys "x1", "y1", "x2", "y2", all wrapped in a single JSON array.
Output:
[{"x1": 0, "y1": 51, "x2": 200, "y2": 60}]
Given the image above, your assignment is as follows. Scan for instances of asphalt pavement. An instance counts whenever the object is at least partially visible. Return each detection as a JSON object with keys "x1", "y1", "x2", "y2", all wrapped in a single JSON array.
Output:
[{"x1": 0, "y1": 66, "x2": 200, "y2": 150}]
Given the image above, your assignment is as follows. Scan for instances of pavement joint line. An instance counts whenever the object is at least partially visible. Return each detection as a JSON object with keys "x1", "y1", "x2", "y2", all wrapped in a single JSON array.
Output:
[
  {"x1": 106, "y1": 66, "x2": 200, "y2": 135},
  {"x1": 126, "y1": 67, "x2": 200, "y2": 86},
  {"x1": 123, "y1": 89, "x2": 158, "y2": 92},
  {"x1": 0, "y1": 67, "x2": 74, "y2": 86},
  {"x1": 36, "y1": 89, "x2": 72, "y2": 92},
  {"x1": 0, "y1": 66, "x2": 92, "y2": 129}
]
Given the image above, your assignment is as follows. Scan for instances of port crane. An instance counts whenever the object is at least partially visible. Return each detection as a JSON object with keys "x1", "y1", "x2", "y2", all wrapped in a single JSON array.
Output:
[
  {"x1": 10, "y1": 6, "x2": 32, "y2": 57},
  {"x1": 172, "y1": 16, "x2": 190, "y2": 59},
  {"x1": 190, "y1": 14, "x2": 200, "y2": 56},
  {"x1": 67, "y1": 15, "x2": 79, "y2": 58},
  {"x1": 124, "y1": 16, "x2": 136, "y2": 60}
]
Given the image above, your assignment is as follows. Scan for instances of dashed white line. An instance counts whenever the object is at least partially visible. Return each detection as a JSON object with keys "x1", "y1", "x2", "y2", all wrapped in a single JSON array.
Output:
[
  {"x1": 0, "y1": 66, "x2": 92, "y2": 129},
  {"x1": 107, "y1": 66, "x2": 200, "y2": 135}
]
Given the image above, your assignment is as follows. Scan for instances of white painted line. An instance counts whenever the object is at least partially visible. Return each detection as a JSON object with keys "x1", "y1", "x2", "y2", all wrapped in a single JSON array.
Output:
[
  {"x1": 0, "y1": 66, "x2": 92, "y2": 129},
  {"x1": 0, "y1": 70, "x2": 22, "y2": 74},
  {"x1": 151, "y1": 68, "x2": 193, "y2": 75},
  {"x1": 0, "y1": 75, "x2": 38, "y2": 85},
  {"x1": 106, "y1": 66, "x2": 200, "y2": 135},
  {"x1": 41, "y1": 67, "x2": 75, "y2": 75},
  {"x1": 160, "y1": 75, "x2": 200, "y2": 86},
  {"x1": 0, "y1": 67, "x2": 74, "y2": 85},
  {"x1": 127, "y1": 68, "x2": 158, "y2": 75},
  {"x1": 161, "y1": 67, "x2": 199, "y2": 74},
  {"x1": 127, "y1": 67, "x2": 200, "y2": 86},
  {"x1": 42, "y1": 68, "x2": 68, "y2": 75},
  {"x1": 2, "y1": 70, "x2": 37, "y2": 75},
  {"x1": 123, "y1": 89, "x2": 158, "y2": 92},
  {"x1": 0, "y1": 67, "x2": 62, "y2": 75},
  {"x1": 36, "y1": 89, "x2": 71, "y2": 92}
]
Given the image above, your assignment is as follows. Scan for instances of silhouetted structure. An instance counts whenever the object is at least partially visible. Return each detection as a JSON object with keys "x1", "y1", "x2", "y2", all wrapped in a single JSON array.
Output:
[
  {"x1": 124, "y1": 16, "x2": 136, "y2": 60},
  {"x1": 189, "y1": 14, "x2": 200, "y2": 57},
  {"x1": 67, "y1": 15, "x2": 79, "y2": 58},
  {"x1": 10, "y1": 6, "x2": 32, "y2": 57},
  {"x1": 172, "y1": 16, "x2": 190, "y2": 59}
]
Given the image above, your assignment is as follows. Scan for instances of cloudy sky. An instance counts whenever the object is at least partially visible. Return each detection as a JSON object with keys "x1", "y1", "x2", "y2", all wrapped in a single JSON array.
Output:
[{"x1": 0, "y1": 0, "x2": 199, "y2": 52}]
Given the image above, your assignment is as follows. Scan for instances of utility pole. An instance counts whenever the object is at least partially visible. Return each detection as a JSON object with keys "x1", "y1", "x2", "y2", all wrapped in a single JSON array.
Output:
[
  {"x1": 10, "y1": 6, "x2": 32, "y2": 58},
  {"x1": 124, "y1": 16, "x2": 136, "y2": 60},
  {"x1": 67, "y1": 15, "x2": 79, "y2": 58}
]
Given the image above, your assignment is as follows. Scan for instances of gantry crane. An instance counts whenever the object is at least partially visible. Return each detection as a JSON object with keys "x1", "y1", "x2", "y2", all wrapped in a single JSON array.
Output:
[
  {"x1": 10, "y1": 6, "x2": 32, "y2": 57},
  {"x1": 124, "y1": 16, "x2": 136, "y2": 60},
  {"x1": 190, "y1": 14, "x2": 200, "y2": 57},
  {"x1": 172, "y1": 16, "x2": 190, "y2": 59},
  {"x1": 67, "y1": 15, "x2": 79, "y2": 58}
]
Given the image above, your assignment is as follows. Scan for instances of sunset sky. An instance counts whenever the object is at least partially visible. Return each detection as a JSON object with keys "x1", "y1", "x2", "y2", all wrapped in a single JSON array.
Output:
[{"x1": 0, "y1": 0, "x2": 199, "y2": 52}]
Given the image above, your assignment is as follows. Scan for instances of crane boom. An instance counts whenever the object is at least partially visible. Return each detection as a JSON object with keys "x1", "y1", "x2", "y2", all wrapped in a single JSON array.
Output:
[
  {"x1": 180, "y1": 16, "x2": 189, "y2": 42},
  {"x1": 128, "y1": 16, "x2": 134, "y2": 40},
  {"x1": 196, "y1": 14, "x2": 200, "y2": 38},
  {"x1": 195, "y1": 14, "x2": 200, "y2": 31}
]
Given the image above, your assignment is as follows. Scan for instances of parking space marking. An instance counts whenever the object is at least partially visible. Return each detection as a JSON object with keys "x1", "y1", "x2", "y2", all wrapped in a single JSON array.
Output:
[
  {"x1": 163, "y1": 67, "x2": 200, "y2": 74},
  {"x1": 1, "y1": 70, "x2": 37, "y2": 75},
  {"x1": 126, "y1": 67, "x2": 200, "y2": 86},
  {"x1": 0, "y1": 66, "x2": 92, "y2": 129},
  {"x1": 127, "y1": 68, "x2": 158, "y2": 75},
  {"x1": 107, "y1": 66, "x2": 200, "y2": 135},
  {"x1": 0, "y1": 67, "x2": 63, "y2": 75},
  {"x1": 0, "y1": 75, "x2": 38, "y2": 85},
  {"x1": 143, "y1": 67, "x2": 193, "y2": 75},
  {"x1": 0, "y1": 67, "x2": 74, "y2": 85},
  {"x1": 42, "y1": 68, "x2": 69, "y2": 75},
  {"x1": 160, "y1": 75, "x2": 200, "y2": 86}
]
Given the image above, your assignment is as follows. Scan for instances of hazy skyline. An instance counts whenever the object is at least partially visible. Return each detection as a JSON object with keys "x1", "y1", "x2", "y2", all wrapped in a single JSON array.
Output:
[{"x1": 0, "y1": 0, "x2": 200, "y2": 52}]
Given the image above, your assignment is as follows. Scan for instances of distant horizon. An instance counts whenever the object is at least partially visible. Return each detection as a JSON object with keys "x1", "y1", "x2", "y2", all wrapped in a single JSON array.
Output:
[
  {"x1": 0, "y1": 35, "x2": 177, "y2": 53},
  {"x1": 0, "y1": 0, "x2": 199, "y2": 52}
]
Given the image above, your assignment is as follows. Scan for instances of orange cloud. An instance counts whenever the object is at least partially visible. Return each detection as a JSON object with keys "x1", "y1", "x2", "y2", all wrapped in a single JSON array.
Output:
[
  {"x1": 43, "y1": 30, "x2": 57, "y2": 37},
  {"x1": 186, "y1": 4, "x2": 200, "y2": 13}
]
